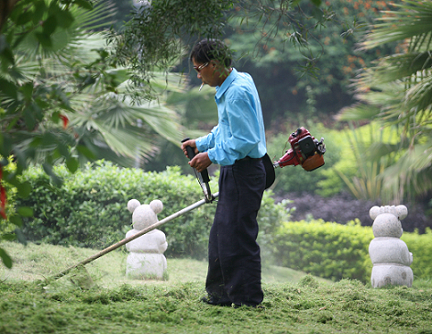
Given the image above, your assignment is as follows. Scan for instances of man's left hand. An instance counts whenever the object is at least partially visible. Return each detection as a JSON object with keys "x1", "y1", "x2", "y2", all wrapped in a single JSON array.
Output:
[{"x1": 190, "y1": 153, "x2": 212, "y2": 173}]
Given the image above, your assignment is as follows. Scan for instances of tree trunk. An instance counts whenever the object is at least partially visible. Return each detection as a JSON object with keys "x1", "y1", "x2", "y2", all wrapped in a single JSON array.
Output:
[{"x1": 0, "y1": 0, "x2": 21, "y2": 32}]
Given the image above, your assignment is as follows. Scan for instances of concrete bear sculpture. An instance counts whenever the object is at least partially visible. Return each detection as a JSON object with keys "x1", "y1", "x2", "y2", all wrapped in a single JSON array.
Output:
[
  {"x1": 125, "y1": 199, "x2": 168, "y2": 280},
  {"x1": 369, "y1": 205, "x2": 413, "y2": 288}
]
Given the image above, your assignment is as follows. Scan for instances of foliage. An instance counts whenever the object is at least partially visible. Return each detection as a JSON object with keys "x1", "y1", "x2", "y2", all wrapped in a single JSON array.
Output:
[
  {"x1": 224, "y1": 0, "x2": 402, "y2": 124},
  {"x1": 334, "y1": 122, "x2": 402, "y2": 203},
  {"x1": 142, "y1": 85, "x2": 218, "y2": 173},
  {"x1": 107, "y1": 0, "x2": 135, "y2": 30},
  {"x1": 0, "y1": 0, "x2": 327, "y2": 268},
  {"x1": 401, "y1": 228, "x2": 432, "y2": 280},
  {"x1": 338, "y1": 0, "x2": 432, "y2": 202},
  {"x1": 110, "y1": 0, "x2": 233, "y2": 98},
  {"x1": 111, "y1": 0, "x2": 398, "y2": 124},
  {"x1": 273, "y1": 219, "x2": 374, "y2": 282},
  {"x1": 0, "y1": 0, "x2": 186, "y2": 267},
  {"x1": 2, "y1": 273, "x2": 432, "y2": 333},
  {"x1": 13, "y1": 162, "x2": 290, "y2": 260},
  {"x1": 273, "y1": 218, "x2": 432, "y2": 283}
]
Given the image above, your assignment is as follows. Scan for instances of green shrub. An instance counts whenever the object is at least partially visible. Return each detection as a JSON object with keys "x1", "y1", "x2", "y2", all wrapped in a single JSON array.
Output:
[
  {"x1": 16, "y1": 161, "x2": 290, "y2": 260},
  {"x1": 273, "y1": 220, "x2": 374, "y2": 282},
  {"x1": 401, "y1": 229, "x2": 432, "y2": 279},
  {"x1": 273, "y1": 220, "x2": 432, "y2": 282}
]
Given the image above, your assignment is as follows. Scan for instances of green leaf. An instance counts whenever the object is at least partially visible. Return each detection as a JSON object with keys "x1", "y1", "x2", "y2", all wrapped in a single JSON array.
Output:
[
  {"x1": 76, "y1": 145, "x2": 96, "y2": 159},
  {"x1": 17, "y1": 206, "x2": 34, "y2": 217},
  {"x1": 35, "y1": 32, "x2": 52, "y2": 47},
  {"x1": 0, "y1": 248, "x2": 12, "y2": 269},
  {"x1": 66, "y1": 157, "x2": 79, "y2": 173},
  {"x1": 56, "y1": 9, "x2": 75, "y2": 28},
  {"x1": 43, "y1": 15, "x2": 58, "y2": 35},
  {"x1": 21, "y1": 82, "x2": 34, "y2": 101},
  {"x1": 0, "y1": 35, "x2": 14, "y2": 66},
  {"x1": 23, "y1": 107, "x2": 37, "y2": 130},
  {"x1": 42, "y1": 163, "x2": 63, "y2": 187},
  {"x1": 33, "y1": 0, "x2": 47, "y2": 24},
  {"x1": 14, "y1": 229, "x2": 27, "y2": 245},
  {"x1": 17, "y1": 181, "x2": 32, "y2": 198},
  {"x1": 74, "y1": 0, "x2": 94, "y2": 10},
  {"x1": 16, "y1": 11, "x2": 33, "y2": 25},
  {"x1": 0, "y1": 46, "x2": 14, "y2": 67},
  {"x1": 0, "y1": 78, "x2": 17, "y2": 99},
  {"x1": 9, "y1": 215, "x2": 23, "y2": 228},
  {"x1": 56, "y1": 140, "x2": 70, "y2": 158}
]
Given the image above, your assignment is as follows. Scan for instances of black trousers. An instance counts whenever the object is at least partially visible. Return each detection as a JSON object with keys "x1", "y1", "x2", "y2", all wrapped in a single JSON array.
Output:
[{"x1": 205, "y1": 158, "x2": 266, "y2": 306}]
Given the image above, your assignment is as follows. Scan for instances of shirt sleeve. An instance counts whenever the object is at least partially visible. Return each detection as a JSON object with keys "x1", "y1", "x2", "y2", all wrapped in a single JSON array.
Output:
[{"x1": 195, "y1": 125, "x2": 219, "y2": 152}]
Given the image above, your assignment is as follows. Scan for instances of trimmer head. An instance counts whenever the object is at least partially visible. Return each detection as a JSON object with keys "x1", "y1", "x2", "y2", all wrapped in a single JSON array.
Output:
[{"x1": 273, "y1": 127, "x2": 326, "y2": 172}]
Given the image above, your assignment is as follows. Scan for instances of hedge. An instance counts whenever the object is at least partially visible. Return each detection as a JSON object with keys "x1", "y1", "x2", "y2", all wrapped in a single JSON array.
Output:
[
  {"x1": 273, "y1": 220, "x2": 374, "y2": 282},
  {"x1": 15, "y1": 161, "x2": 290, "y2": 260},
  {"x1": 13, "y1": 161, "x2": 432, "y2": 281},
  {"x1": 401, "y1": 229, "x2": 432, "y2": 279},
  {"x1": 273, "y1": 220, "x2": 432, "y2": 282}
]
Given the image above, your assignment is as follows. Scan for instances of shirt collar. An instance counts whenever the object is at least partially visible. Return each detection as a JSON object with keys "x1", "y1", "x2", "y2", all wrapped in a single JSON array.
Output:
[{"x1": 215, "y1": 68, "x2": 238, "y2": 100}]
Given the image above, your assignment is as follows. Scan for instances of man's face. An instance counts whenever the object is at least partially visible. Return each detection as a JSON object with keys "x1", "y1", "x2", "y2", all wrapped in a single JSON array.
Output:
[{"x1": 192, "y1": 58, "x2": 222, "y2": 87}]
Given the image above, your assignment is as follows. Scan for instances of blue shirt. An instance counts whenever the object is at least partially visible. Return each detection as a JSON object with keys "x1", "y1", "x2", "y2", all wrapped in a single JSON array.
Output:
[{"x1": 195, "y1": 68, "x2": 266, "y2": 166}]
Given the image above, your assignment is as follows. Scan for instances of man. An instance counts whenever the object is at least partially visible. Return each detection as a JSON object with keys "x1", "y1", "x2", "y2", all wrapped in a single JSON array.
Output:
[{"x1": 181, "y1": 39, "x2": 267, "y2": 308}]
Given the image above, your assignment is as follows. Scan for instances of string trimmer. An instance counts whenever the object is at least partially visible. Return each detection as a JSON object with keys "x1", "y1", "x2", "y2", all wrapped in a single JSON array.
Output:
[{"x1": 48, "y1": 127, "x2": 325, "y2": 285}]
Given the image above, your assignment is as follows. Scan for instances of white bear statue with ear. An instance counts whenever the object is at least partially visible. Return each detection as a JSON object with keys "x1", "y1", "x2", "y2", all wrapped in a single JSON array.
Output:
[{"x1": 125, "y1": 199, "x2": 168, "y2": 280}]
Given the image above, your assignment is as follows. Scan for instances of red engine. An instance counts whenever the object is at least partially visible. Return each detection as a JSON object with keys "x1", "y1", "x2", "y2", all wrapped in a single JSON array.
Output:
[{"x1": 273, "y1": 127, "x2": 326, "y2": 171}]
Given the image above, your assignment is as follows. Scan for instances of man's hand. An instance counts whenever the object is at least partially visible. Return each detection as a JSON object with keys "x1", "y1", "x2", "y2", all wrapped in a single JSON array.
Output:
[
  {"x1": 181, "y1": 139, "x2": 198, "y2": 158},
  {"x1": 181, "y1": 139, "x2": 212, "y2": 172},
  {"x1": 190, "y1": 152, "x2": 212, "y2": 173}
]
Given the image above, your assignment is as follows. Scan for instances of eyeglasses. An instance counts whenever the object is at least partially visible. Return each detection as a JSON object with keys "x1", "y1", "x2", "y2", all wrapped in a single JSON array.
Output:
[{"x1": 194, "y1": 62, "x2": 209, "y2": 73}]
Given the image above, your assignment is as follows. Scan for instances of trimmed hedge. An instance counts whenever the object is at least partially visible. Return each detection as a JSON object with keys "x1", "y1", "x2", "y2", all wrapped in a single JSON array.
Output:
[
  {"x1": 16, "y1": 161, "x2": 290, "y2": 260},
  {"x1": 273, "y1": 220, "x2": 432, "y2": 282},
  {"x1": 273, "y1": 220, "x2": 374, "y2": 282},
  {"x1": 14, "y1": 161, "x2": 432, "y2": 281},
  {"x1": 401, "y1": 229, "x2": 432, "y2": 279}
]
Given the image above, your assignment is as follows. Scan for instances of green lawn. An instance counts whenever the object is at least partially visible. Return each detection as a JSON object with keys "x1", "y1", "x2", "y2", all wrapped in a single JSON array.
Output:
[
  {"x1": 1, "y1": 241, "x2": 431, "y2": 334},
  {"x1": 0, "y1": 241, "x2": 317, "y2": 288}
]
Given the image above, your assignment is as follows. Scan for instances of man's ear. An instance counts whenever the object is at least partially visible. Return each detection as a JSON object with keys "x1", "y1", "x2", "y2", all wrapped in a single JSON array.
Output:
[{"x1": 210, "y1": 60, "x2": 220, "y2": 68}]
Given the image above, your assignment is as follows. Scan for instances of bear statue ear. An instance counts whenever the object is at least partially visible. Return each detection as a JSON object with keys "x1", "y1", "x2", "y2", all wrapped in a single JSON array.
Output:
[
  {"x1": 127, "y1": 199, "x2": 141, "y2": 213},
  {"x1": 149, "y1": 200, "x2": 163, "y2": 214}
]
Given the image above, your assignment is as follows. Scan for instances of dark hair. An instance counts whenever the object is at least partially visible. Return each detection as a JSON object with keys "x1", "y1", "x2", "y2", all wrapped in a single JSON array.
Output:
[{"x1": 190, "y1": 39, "x2": 232, "y2": 67}]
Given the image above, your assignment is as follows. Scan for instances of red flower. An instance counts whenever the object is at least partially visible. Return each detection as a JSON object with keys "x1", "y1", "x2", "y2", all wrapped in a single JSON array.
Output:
[
  {"x1": 60, "y1": 115, "x2": 69, "y2": 129},
  {"x1": 0, "y1": 165, "x2": 6, "y2": 220}
]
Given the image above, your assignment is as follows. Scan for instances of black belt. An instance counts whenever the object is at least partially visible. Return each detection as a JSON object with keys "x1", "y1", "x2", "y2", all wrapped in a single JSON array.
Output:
[{"x1": 238, "y1": 156, "x2": 262, "y2": 161}]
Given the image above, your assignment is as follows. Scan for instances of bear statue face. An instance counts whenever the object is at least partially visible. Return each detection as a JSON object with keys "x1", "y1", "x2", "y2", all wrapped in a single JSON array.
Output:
[
  {"x1": 127, "y1": 199, "x2": 163, "y2": 231},
  {"x1": 132, "y1": 204, "x2": 157, "y2": 230}
]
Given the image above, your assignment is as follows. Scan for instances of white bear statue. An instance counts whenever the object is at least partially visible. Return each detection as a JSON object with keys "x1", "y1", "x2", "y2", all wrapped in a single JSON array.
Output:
[
  {"x1": 125, "y1": 199, "x2": 168, "y2": 280},
  {"x1": 369, "y1": 205, "x2": 413, "y2": 288}
]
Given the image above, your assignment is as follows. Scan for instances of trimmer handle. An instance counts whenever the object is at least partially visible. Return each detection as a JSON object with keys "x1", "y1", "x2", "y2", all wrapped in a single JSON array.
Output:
[{"x1": 181, "y1": 138, "x2": 210, "y2": 183}]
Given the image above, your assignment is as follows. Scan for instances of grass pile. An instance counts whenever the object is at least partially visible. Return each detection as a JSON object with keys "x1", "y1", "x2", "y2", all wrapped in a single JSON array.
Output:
[{"x1": 1, "y1": 241, "x2": 432, "y2": 333}]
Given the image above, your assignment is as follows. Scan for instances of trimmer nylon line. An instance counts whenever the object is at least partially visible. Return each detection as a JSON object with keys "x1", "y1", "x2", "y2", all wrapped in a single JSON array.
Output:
[{"x1": 49, "y1": 192, "x2": 219, "y2": 281}]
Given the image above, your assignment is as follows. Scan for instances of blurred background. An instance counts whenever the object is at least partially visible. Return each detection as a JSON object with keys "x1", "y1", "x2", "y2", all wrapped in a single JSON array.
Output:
[{"x1": 1, "y1": 0, "x2": 431, "y2": 254}]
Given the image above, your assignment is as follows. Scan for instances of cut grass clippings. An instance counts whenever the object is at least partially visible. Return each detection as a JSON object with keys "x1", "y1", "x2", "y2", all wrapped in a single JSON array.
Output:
[{"x1": 1, "y1": 241, "x2": 432, "y2": 333}]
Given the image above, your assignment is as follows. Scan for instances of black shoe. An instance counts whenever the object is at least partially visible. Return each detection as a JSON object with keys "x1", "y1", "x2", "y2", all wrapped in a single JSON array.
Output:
[{"x1": 200, "y1": 296, "x2": 232, "y2": 307}]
